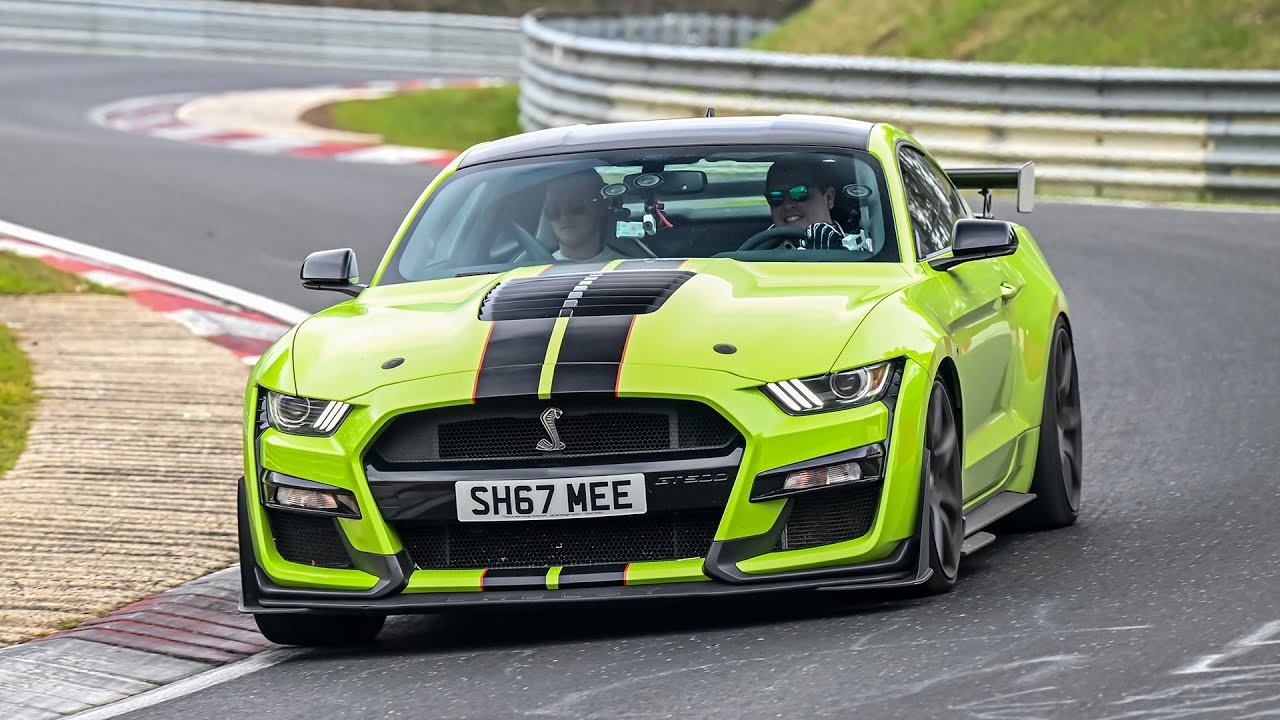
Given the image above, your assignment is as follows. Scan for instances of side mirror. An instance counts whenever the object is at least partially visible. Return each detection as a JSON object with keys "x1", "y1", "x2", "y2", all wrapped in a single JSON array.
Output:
[
  {"x1": 928, "y1": 219, "x2": 1018, "y2": 271},
  {"x1": 301, "y1": 248, "x2": 365, "y2": 297}
]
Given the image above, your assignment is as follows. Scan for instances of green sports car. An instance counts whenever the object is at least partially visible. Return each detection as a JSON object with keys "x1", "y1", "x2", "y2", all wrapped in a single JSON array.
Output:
[{"x1": 239, "y1": 115, "x2": 1083, "y2": 646}]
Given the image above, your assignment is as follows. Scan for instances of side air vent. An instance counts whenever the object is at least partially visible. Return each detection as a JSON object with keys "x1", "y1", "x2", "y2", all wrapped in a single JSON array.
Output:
[{"x1": 479, "y1": 270, "x2": 694, "y2": 321}]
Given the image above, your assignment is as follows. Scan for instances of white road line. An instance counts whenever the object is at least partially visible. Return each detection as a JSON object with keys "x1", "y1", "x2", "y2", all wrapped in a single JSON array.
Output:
[
  {"x1": 0, "y1": 218, "x2": 310, "y2": 325},
  {"x1": 220, "y1": 135, "x2": 318, "y2": 154},
  {"x1": 86, "y1": 94, "x2": 199, "y2": 127},
  {"x1": 103, "y1": 111, "x2": 180, "y2": 130},
  {"x1": 149, "y1": 125, "x2": 227, "y2": 141},
  {"x1": 165, "y1": 307, "x2": 290, "y2": 341},
  {"x1": 61, "y1": 647, "x2": 303, "y2": 720},
  {"x1": 334, "y1": 144, "x2": 452, "y2": 164}
]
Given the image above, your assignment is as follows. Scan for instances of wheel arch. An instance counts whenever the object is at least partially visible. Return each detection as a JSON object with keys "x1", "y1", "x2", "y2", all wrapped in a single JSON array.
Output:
[{"x1": 934, "y1": 356, "x2": 963, "y2": 448}]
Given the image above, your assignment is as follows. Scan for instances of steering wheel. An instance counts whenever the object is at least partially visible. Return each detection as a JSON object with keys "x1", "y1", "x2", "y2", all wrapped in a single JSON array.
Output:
[
  {"x1": 504, "y1": 221, "x2": 555, "y2": 265},
  {"x1": 739, "y1": 226, "x2": 807, "y2": 252}
]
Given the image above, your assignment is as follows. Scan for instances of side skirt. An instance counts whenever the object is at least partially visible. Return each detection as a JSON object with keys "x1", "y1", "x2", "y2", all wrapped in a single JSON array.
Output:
[{"x1": 957, "y1": 490, "x2": 1036, "y2": 558}]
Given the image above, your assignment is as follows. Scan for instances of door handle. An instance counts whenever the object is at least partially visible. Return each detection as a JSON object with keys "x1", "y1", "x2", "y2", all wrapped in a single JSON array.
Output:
[{"x1": 1000, "y1": 282, "x2": 1022, "y2": 299}]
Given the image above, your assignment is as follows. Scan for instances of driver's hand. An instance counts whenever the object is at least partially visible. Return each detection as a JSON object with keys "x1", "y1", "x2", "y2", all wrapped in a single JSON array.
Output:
[{"x1": 805, "y1": 222, "x2": 844, "y2": 250}]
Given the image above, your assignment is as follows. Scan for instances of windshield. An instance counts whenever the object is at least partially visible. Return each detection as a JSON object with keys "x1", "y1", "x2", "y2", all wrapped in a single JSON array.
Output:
[{"x1": 380, "y1": 146, "x2": 898, "y2": 285}]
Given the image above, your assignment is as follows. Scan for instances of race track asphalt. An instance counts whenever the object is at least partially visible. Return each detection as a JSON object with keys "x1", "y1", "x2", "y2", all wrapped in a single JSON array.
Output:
[{"x1": 3, "y1": 49, "x2": 1280, "y2": 720}]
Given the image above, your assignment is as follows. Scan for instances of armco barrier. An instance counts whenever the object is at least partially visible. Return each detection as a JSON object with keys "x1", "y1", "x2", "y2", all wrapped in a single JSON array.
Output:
[
  {"x1": 0, "y1": 0, "x2": 522, "y2": 75},
  {"x1": 520, "y1": 13, "x2": 1280, "y2": 201},
  {"x1": 3, "y1": 1, "x2": 1275, "y2": 200}
]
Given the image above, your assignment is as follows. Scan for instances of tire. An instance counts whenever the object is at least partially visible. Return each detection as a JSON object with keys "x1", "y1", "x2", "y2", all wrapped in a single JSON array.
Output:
[
  {"x1": 1004, "y1": 319, "x2": 1083, "y2": 531},
  {"x1": 918, "y1": 378, "x2": 964, "y2": 595},
  {"x1": 254, "y1": 612, "x2": 386, "y2": 647}
]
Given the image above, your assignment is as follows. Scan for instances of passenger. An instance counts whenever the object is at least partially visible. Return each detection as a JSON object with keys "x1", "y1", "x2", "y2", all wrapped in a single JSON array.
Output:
[
  {"x1": 764, "y1": 157, "x2": 873, "y2": 252},
  {"x1": 543, "y1": 170, "x2": 627, "y2": 263}
]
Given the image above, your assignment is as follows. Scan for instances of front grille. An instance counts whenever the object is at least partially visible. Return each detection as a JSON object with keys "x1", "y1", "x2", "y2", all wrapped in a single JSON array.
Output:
[
  {"x1": 397, "y1": 510, "x2": 721, "y2": 569},
  {"x1": 480, "y1": 270, "x2": 694, "y2": 320},
  {"x1": 775, "y1": 483, "x2": 882, "y2": 551},
  {"x1": 266, "y1": 509, "x2": 352, "y2": 569},
  {"x1": 372, "y1": 398, "x2": 739, "y2": 468}
]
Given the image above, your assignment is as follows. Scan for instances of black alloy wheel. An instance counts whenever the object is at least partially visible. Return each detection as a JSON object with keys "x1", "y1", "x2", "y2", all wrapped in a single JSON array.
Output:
[
  {"x1": 1052, "y1": 325, "x2": 1084, "y2": 512},
  {"x1": 1004, "y1": 319, "x2": 1083, "y2": 530},
  {"x1": 919, "y1": 378, "x2": 963, "y2": 595}
]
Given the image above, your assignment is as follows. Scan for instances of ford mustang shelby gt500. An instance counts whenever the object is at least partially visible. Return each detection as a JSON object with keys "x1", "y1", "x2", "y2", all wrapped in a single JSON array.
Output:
[{"x1": 239, "y1": 115, "x2": 1083, "y2": 646}]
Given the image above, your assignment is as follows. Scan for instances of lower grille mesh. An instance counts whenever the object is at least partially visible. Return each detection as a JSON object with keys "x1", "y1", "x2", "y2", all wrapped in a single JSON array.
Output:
[
  {"x1": 267, "y1": 509, "x2": 352, "y2": 569},
  {"x1": 398, "y1": 511, "x2": 722, "y2": 570},
  {"x1": 775, "y1": 483, "x2": 882, "y2": 551}
]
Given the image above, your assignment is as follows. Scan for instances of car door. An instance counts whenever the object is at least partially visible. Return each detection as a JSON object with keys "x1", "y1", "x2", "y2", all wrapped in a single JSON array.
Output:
[{"x1": 898, "y1": 145, "x2": 1021, "y2": 500}]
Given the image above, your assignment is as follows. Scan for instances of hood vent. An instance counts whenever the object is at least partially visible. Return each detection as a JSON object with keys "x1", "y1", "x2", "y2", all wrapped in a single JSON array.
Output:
[{"x1": 479, "y1": 270, "x2": 694, "y2": 321}]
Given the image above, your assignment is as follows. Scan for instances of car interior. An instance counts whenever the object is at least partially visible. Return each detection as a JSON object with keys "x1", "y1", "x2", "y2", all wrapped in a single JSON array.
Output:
[{"x1": 390, "y1": 149, "x2": 900, "y2": 284}]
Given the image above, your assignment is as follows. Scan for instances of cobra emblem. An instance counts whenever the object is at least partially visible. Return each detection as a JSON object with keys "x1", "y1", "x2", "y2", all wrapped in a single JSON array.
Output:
[{"x1": 535, "y1": 407, "x2": 566, "y2": 452}]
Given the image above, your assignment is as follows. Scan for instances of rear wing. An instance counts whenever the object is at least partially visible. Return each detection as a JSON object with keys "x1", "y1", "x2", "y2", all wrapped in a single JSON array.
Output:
[{"x1": 946, "y1": 161, "x2": 1035, "y2": 218}]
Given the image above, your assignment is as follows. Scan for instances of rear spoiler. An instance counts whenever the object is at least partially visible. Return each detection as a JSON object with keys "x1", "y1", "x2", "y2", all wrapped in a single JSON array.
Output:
[{"x1": 945, "y1": 161, "x2": 1035, "y2": 218}]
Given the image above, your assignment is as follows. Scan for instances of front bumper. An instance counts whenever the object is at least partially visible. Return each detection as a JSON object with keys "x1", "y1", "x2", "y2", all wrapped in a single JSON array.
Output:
[{"x1": 241, "y1": 360, "x2": 934, "y2": 614}]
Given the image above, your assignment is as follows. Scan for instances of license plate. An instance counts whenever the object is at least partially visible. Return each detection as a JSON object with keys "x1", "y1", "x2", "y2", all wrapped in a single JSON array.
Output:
[{"x1": 455, "y1": 474, "x2": 647, "y2": 522}]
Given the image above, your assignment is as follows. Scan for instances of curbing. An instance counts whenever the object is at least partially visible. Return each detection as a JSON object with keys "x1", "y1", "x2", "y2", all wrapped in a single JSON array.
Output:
[
  {"x1": 0, "y1": 221, "x2": 308, "y2": 718},
  {"x1": 0, "y1": 219, "x2": 307, "y2": 328},
  {"x1": 0, "y1": 570, "x2": 278, "y2": 720},
  {"x1": 89, "y1": 78, "x2": 504, "y2": 168},
  {"x1": 0, "y1": 222, "x2": 301, "y2": 364}
]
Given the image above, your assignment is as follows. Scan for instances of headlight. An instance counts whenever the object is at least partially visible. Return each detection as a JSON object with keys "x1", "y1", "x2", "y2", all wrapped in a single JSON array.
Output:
[
  {"x1": 265, "y1": 390, "x2": 351, "y2": 436},
  {"x1": 763, "y1": 361, "x2": 894, "y2": 415}
]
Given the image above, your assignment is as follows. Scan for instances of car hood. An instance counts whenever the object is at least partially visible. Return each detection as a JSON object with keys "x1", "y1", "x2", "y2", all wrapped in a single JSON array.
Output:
[{"x1": 290, "y1": 259, "x2": 915, "y2": 400}]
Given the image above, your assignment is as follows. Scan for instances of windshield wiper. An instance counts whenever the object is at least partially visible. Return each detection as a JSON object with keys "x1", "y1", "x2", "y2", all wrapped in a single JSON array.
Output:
[{"x1": 454, "y1": 269, "x2": 502, "y2": 277}]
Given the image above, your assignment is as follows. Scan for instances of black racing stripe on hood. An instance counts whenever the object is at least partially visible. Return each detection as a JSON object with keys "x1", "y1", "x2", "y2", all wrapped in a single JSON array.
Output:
[
  {"x1": 474, "y1": 317, "x2": 556, "y2": 399},
  {"x1": 551, "y1": 315, "x2": 635, "y2": 395},
  {"x1": 558, "y1": 564, "x2": 627, "y2": 588},
  {"x1": 480, "y1": 269, "x2": 694, "y2": 321}
]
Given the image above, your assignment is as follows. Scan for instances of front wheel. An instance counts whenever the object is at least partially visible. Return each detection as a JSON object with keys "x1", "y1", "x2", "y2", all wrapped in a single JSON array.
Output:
[
  {"x1": 918, "y1": 378, "x2": 963, "y2": 595},
  {"x1": 254, "y1": 613, "x2": 386, "y2": 647}
]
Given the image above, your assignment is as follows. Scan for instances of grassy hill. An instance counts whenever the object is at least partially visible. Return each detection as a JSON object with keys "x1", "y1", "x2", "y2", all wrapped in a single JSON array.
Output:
[{"x1": 750, "y1": 0, "x2": 1280, "y2": 69}]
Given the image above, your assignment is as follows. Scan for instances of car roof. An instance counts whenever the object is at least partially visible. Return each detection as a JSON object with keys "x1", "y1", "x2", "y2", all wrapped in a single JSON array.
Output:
[{"x1": 457, "y1": 115, "x2": 876, "y2": 168}]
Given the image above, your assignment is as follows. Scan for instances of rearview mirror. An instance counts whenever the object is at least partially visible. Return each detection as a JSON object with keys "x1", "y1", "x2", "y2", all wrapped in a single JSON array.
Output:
[
  {"x1": 621, "y1": 170, "x2": 707, "y2": 195},
  {"x1": 928, "y1": 220, "x2": 1018, "y2": 271},
  {"x1": 301, "y1": 248, "x2": 365, "y2": 297}
]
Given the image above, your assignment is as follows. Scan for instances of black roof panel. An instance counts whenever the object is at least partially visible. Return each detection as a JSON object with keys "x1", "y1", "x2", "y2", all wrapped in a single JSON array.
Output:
[{"x1": 457, "y1": 115, "x2": 876, "y2": 168}]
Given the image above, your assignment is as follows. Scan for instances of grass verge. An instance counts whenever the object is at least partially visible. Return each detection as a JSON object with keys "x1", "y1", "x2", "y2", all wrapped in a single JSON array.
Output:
[
  {"x1": 0, "y1": 251, "x2": 120, "y2": 477},
  {"x1": 750, "y1": 0, "x2": 1280, "y2": 70},
  {"x1": 322, "y1": 85, "x2": 521, "y2": 152}
]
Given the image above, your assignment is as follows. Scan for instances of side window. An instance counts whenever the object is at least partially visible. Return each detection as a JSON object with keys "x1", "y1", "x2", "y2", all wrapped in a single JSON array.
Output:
[{"x1": 898, "y1": 146, "x2": 963, "y2": 258}]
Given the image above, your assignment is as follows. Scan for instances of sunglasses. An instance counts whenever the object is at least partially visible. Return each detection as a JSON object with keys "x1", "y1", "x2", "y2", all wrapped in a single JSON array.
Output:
[
  {"x1": 546, "y1": 198, "x2": 599, "y2": 221},
  {"x1": 765, "y1": 184, "x2": 815, "y2": 207}
]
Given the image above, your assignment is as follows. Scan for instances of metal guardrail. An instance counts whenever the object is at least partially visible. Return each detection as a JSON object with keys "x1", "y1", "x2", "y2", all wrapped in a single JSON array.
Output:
[
  {"x1": 0, "y1": 0, "x2": 522, "y2": 75},
  {"x1": 520, "y1": 14, "x2": 1280, "y2": 200},
  {"x1": 2, "y1": 0, "x2": 1274, "y2": 199},
  {"x1": 548, "y1": 14, "x2": 775, "y2": 49}
]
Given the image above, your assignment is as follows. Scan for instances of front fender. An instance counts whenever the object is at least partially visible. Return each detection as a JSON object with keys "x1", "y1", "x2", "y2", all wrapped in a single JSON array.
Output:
[{"x1": 832, "y1": 288, "x2": 955, "y2": 381}]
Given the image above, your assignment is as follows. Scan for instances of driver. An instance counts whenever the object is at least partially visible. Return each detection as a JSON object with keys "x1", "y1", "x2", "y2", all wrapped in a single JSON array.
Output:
[
  {"x1": 764, "y1": 157, "x2": 873, "y2": 252},
  {"x1": 543, "y1": 170, "x2": 627, "y2": 263}
]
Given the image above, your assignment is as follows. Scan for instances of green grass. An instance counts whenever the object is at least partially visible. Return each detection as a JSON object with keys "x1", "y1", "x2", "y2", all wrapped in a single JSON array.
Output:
[
  {"x1": 750, "y1": 0, "x2": 1280, "y2": 69},
  {"x1": 0, "y1": 324, "x2": 32, "y2": 479},
  {"x1": 0, "y1": 252, "x2": 121, "y2": 295},
  {"x1": 0, "y1": 251, "x2": 120, "y2": 478},
  {"x1": 325, "y1": 85, "x2": 522, "y2": 152}
]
